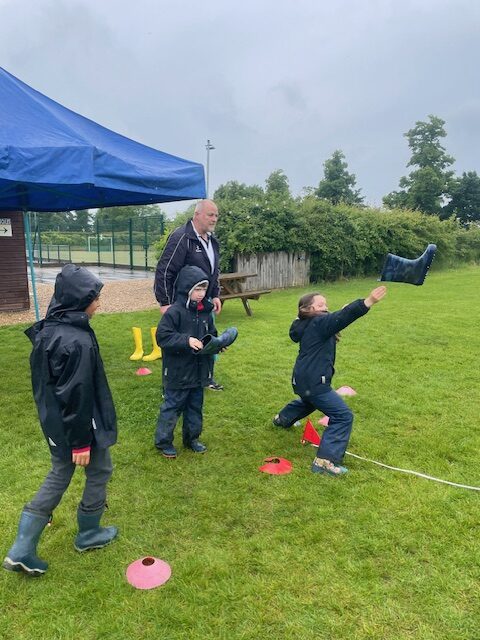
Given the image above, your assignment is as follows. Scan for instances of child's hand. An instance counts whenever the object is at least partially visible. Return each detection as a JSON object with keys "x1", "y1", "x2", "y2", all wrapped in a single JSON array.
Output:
[
  {"x1": 72, "y1": 451, "x2": 90, "y2": 467},
  {"x1": 189, "y1": 337, "x2": 203, "y2": 351},
  {"x1": 364, "y1": 285, "x2": 387, "y2": 308}
]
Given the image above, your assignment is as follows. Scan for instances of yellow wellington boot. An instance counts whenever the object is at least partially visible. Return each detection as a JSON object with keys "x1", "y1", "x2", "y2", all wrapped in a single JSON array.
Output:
[
  {"x1": 143, "y1": 327, "x2": 162, "y2": 362},
  {"x1": 129, "y1": 327, "x2": 144, "y2": 361}
]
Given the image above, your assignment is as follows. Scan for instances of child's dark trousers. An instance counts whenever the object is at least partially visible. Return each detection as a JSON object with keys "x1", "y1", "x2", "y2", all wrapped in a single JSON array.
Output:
[
  {"x1": 277, "y1": 388, "x2": 353, "y2": 463},
  {"x1": 155, "y1": 387, "x2": 204, "y2": 449},
  {"x1": 24, "y1": 447, "x2": 113, "y2": 518}
]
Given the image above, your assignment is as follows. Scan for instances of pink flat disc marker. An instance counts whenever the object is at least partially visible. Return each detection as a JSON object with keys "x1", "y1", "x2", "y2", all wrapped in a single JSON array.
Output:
[
  {"x1": 336, "y1": 385, "x2": 356, "y2": 396},
  {"x1": 259, "y1": 457, "x2": 292, "y2": 475},
  {"x1": 126, "y1": 556, "x2": 172, "y2": 589},
  {"x1": 318, "y1": 416, "x2": 329, "y2": 426},
  {"x1": 136, "y1": 367, "x2": 152, "y2": 376}
]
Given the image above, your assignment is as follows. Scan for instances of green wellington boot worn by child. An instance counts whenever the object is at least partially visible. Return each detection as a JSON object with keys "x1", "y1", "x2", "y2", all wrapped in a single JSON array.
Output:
[
  {"x1": 129, "y1": 327, "x2": 144, "y2": 360},
  {"x1": 143, "y1": 327, "x2": 162, "y2": 362},
  {"x1": 2, "y1": 510, "x2": 49, "y2": 576},
  {"x1": 74, "y1": 507, "x2": 118, "y2": 552}
]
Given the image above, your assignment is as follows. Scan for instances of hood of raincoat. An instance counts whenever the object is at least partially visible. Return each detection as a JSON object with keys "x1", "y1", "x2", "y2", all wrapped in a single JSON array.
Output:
[
  {"x1": 289, "y1": 317, "x2": 313, "y2": 343},
  {"x1": 46, "y1": 264, "x2": 104, "y2": 320},
  {"x1": 174, "y1": 265, "x2": 210, "y2": 308}
]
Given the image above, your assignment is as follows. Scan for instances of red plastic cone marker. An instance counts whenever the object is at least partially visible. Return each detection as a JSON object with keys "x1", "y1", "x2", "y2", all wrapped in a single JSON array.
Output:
[
  {"x1": 318, "y1": 415, "x2": 329, "y2": 427},
  {"x1": 336, "y1": 385, "x2": 356, "y2": 396},
  {"x1": 136, "y1": 367, "x2": 152, "y2": 376},
  {"x1": 126, "y1": 556, "x2": 172, "y2": 589},
  {"x1": 301, "y1": 419, "x2": 321, "y2": 446},
  {"x1": 258, "y1": 457, "x2": 292, "y2": 475}
]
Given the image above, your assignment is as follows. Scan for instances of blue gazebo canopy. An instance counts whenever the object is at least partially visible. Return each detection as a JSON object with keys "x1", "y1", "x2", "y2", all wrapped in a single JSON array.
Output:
[{"x1": 0, "y1": 67, "x2": 206, "y2": 212}]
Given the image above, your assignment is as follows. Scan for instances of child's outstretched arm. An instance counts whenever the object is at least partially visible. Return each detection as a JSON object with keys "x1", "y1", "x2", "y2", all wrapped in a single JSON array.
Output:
[{"x1": 364, "y1": 285, "x2": 387, "y2": 308}]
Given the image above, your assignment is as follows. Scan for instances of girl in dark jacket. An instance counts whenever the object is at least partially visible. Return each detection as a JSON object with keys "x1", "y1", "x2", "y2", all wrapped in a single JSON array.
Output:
[
  {"x1": 3, "y1": 264, "x2": 118, "y2": 576},
  {"x1": 154, "y1": 265, "x2": 217, "y2": 458},
  {"x1": 274, "y1": 285, "x2": 386, "y2": 476}
]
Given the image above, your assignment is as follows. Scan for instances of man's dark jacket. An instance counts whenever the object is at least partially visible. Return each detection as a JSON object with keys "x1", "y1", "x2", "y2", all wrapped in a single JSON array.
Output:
[
  {"x1": 154, "y1": 219, "x2": 220, "y2": 306},
  {"x1": 290, "y1": 299, "x2": 369, "y2": 397},
  {"x1": 156, "y1": 265, "x2": 216, "y2": 389},
  {"x1": 25, "y1": 264, "x2": 117, "y2": 460}
]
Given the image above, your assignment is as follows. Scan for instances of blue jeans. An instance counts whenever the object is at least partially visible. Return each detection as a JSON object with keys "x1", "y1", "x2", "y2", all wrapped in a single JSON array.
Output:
[
  {"x1": 155, "y1": 387, "x2": 204, "y2": 449},
  {"x1": 277, "y1": 388, "x2": 353, "y2": 463},
  {"x1": 25, "y1": 447, "x2": 113, "y2": 518}
]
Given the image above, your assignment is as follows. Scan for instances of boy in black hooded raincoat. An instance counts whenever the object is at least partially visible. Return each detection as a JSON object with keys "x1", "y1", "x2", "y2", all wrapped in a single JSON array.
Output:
[
  {"x1": 3, "y1": 264, "x2": 118, "y2": 577},
  {"x1": 154, "y1": 265, "x2": 216, "y2": 458}
]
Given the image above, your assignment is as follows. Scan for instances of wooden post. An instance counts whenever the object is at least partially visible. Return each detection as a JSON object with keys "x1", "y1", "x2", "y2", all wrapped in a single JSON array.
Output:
[{"x1": 0, "y1": 211, "x2": 30, "y2": 311}]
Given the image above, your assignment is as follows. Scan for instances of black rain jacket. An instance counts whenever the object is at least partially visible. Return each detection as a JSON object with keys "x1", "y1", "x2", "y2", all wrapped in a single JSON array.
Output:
[
  {"x1": 25, "y1": 264, "x2": 117, "y2": 459},
  {"x1": 290, "y1": 299, "x2": 369, "y2": 397},
  {"x1": 154, "y1": 219, "x2": 220, "y2": 306},
  {"x1": 156, "y1": 265, "x2": 216, "y2": 389}
]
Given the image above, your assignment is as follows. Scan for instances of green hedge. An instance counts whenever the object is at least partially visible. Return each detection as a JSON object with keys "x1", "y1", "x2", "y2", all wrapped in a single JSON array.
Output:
[
  {"x1": 297, "y1": 199, "x2": 480, "y2": 281},
  {"x1": 152, "y1": 197, "x2": 480, "y2": 283}
]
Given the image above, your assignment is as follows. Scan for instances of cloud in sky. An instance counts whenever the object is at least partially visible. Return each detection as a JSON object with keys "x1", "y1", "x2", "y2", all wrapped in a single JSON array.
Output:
[{"x1": 1, "y1": 0, "x2": 480, "y2": 212}]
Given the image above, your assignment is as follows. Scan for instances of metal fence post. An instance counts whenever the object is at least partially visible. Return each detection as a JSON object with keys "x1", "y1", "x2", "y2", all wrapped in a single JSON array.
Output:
[
  {"x1": 96, "y1": 218, "x2": 100, "y2": 266},
  {"x1": 38, "y1": 216, "x2": 43, "y2": 266},
  {"x1": 144, "y1": 217, "x2": 148, "y2": 269},
  {"x1": 112, "y1": 221, "x2": 116, "y2": 269},
  {"x1": 129, "y1": 218, "x2": 133, "y2": 270}
]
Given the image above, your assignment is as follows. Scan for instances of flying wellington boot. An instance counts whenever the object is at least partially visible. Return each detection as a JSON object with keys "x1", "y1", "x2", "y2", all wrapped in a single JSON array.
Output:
[
  {"x1": 143, "y1": 327, "x2": 162, "y2": 362},
  {"x1": 379, "y1": 243, "x2": 436, "y2": 286},
  {"x1": 129, "y1": 327, "x2": 144, "y2": 361}
]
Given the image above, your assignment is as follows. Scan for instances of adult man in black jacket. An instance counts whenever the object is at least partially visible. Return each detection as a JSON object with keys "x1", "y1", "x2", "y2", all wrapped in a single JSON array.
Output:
[{"x1": 154, "y1": 199, "x2": 224, "y2": 390}]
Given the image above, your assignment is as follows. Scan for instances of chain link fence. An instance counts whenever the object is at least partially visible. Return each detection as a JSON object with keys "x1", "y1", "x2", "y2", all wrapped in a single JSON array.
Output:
[{"x1": 28, "y1": 214, "x2": 165, "y2": 270}]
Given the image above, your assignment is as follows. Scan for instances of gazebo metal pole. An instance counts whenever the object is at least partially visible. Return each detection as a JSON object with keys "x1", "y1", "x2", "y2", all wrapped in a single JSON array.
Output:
[{"x1": 23, "y1": 212, "x2": 40, "y2": 321}]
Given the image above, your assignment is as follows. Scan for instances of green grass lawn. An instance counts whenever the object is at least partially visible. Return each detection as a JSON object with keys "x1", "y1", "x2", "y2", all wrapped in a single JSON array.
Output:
[{"x1": 1, "y1": 266, "x2": 480, "y2": 639}]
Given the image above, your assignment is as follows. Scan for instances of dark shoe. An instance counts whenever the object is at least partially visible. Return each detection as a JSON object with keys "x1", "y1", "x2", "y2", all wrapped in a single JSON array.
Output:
[
  {"x1": 311, "y1": 457, "x2": 348, "y2": 476},
  {"x1": 272, "y1": 414, "x2": 291, "y2": 429},
  {"x1": 2, "y1": 510, "x2": 49, "y2": 576},
  {"x1": 188, "y1": 440, "x2": 207, "y2": 453},
  {"x1": 195, "y1": 327, "x2": 238, "y2": 356},
  {"x1": 159, "y1": 445, "x2": 177, "y2": 458},
  {"x1": 207, "y1": 382, "x2": 224, "y2": 391},
  {"x1": 74, "y1": 508, "x2": 118, "y2": 552}
]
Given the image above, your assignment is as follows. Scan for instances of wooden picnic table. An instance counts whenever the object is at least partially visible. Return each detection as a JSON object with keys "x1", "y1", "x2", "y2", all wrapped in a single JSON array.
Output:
[{"x1": 219, "y1": 272, "x2": 271, "y2": 316}]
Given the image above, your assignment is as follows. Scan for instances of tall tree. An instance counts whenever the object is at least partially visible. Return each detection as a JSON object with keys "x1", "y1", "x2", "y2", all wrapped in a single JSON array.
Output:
[
  {"x1": 214, "y1": 181, "x2": 264, "y2": 201},
  {"x1": 383, "y1": 115, "x2": 454, "y2": 215},
  {"x1": 265, "y1": 169, "x2": 291, "y2": 198},
  {"x1": 442, "y1": 171, "x2": 480, "y2": 226},
  {"x1": 315, "y1": 150, "x2": 363, "y2": 205}
]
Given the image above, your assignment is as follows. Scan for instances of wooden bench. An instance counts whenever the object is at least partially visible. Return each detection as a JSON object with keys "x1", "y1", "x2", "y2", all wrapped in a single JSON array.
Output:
[
  {"x1": 220, "y1": 289, "x2": 272, "y2": 316},
  {"x1": 219, "y1": 271, "x2": 271, "y2": 316}
]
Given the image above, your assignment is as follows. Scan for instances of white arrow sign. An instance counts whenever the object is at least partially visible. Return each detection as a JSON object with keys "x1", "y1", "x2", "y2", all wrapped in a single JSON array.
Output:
[{"x1": 0, "y1": 218, "x2": 12, "y2": 237}]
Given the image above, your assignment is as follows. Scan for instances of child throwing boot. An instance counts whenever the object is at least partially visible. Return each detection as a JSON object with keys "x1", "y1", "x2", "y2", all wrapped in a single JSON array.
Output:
[{"x1": 273, "y1": 286, "x2": 387, "y2": 476}]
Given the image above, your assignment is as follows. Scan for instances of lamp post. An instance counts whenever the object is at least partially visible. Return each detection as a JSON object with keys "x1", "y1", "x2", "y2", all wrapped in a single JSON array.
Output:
[{"x1": 205, "y1": 139, "x2": 215, "y2": 198}]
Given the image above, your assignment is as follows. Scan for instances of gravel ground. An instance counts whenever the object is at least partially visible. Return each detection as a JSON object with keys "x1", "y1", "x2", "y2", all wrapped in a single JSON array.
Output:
[{"x1": 0, "y1": 279, "x2": 159, "y2": 326}]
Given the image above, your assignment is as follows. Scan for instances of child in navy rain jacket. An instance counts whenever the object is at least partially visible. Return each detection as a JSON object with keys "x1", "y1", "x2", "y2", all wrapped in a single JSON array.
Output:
[
  {"x1": 154, "y1": 265, "x2": 216, "y2": 458},
  {"x1": 3, "y1": 264, "x2": 118, "y2": 577},
  {"x1": 273, "y1": 285, "x2": 387, "y2": 476}
]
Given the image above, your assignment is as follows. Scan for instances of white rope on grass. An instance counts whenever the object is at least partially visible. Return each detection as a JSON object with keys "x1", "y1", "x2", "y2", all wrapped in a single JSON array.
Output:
[{"x1": 345, "y1": 451, "x2": 480, "y2": 492}]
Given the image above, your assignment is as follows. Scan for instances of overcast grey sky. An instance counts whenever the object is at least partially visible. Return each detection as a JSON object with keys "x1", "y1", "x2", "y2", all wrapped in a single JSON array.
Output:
[{"x1": 1, "y1": 0, "x2": 480, "y2": 213}]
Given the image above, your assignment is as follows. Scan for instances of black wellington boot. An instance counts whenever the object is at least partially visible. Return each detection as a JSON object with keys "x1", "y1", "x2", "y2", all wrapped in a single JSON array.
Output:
[
  {"x1": 3, "y1": 510, "x2": 49, "y2": 576},
  {"x1": 74, "y1": 507, "x2": 118, "y2": 552},
  {"x1": 195, "y1": 327, "x2": 238, "y2": 356},
  {"x1": 380, "y1": 243, "x2": 436, "y2": 286}
]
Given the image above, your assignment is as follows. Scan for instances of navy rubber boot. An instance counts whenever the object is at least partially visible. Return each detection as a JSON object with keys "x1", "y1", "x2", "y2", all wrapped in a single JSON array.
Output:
[
  {"x1": 74, "y1": 508, "x2": 118, "y2": 552},
  {"x1": 195, "y1": 327, "x2": 238, "y2": 356},
  {"x1": 2, "y1": 510, "x2": 49, "y2": 576},
  {"x1": 380, "y1": 243, "x2": 436, "y2": 286}
]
